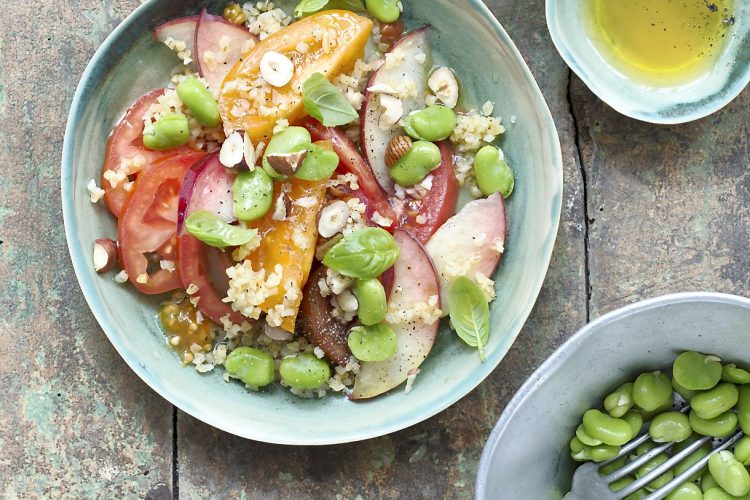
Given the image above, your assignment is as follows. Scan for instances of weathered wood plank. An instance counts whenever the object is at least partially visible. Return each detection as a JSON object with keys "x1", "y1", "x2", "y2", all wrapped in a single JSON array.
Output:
[
  {"x1": 572, "y1": 78, "x2": 750, "y2": 316},
  {"x1": 177, "y1": 0, "x2": 587, "y2": 497},
  {"x1": 0, "y1": 0, "x2": 173, "y2": 496}
]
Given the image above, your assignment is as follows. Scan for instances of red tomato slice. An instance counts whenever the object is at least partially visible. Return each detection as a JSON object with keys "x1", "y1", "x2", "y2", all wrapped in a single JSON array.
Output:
[
  {"x1": 301, "y1": 118, "x2": 398, "y2": 228},
  {"x1": 102, "y1": 89, "x2": 194, "y2": 217},
  {"x1": 118, "y1": 152, "x2": 205, "y2": 294},
  {"x1": 401, "y1": 141, "x2": 458, "y2": 244},
  {"x1": 177, "y1": 234, "x2": 247, "y2": 325}
]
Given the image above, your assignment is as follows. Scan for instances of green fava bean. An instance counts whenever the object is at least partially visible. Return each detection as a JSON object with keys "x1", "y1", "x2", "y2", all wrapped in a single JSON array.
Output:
[
  {"x1": 262, "y1": 126, "x2": 312, "y2": 178},
  {"x1": 404, "y1": 105, "x2": 457, "y2": 142},
  {"x1": 604, "y1": 382, "x2": 636, "y2": 418},
  {"x1": 347, "y1": 324, "x2": 397, "y2": 362},
  {"x1": 674, "y1": 351, "x2": 723, "y2": 391},
  {"x1": 636, "y1": 452, "x2": 674, "y2": 491},
  {"x1": 353, "y1": 278, "x2": 387, "y2": 326},
  {"x1": 665, "y1": 482, "x2": 704, "y2": 500},
  {"x1": 143, "y1": 113, "x2": 190, "y2": 151},
  {"x1": 576, "y1": 423, "x2": 603, "y2": 446},
  {"x1": 185, "y1": 210, "x2": 259, "y2": 248},
  {"x1": 689, "y1": 409, "x2": 738, "y2": 438},
  {"x1": 724, "y1": 364, "x2": 750, "y2": 384},
  {"x1": 639, "y1": 398, "x2": 677, "y2": 421},
  {"x1": 610, "y1": 476, "x2": 634, "y2": 492},
  {"x1": 738, "y1": 385, "x2": 750, "y2": 435},
  {"x1": 633, "y1": 370, "x2": 674, "y2": 411},
  {"x1": 176, "y1": 76, "x2": 221, "y2": 128},
  {"x1": 704, "y1": 472, "x2": 721, "y2": 492},
  {"x1": 622, "y1": 410, "x2": 644, "y2": 437},
  {"x1": 279, "y1": 353, "x2": 331, "y2": 390},
  {"x1": 389, "y1": 141, "x2": 442, "y2": 187},
  {"x1": 224, "y1": 347, "x2": 275, "y2": 387},
  {"x1": 709, "y1": 450, "x2": 750, "y2": 497},
  {"x1": 624, "y1": 490, "x2": 649, "y2": 500},
  {"x1": 474, "y1": 145, "x2": 515, "y2": 199},
  {"x1": 295, "y1": 144, "x2": 339, "y2": 181},
  {"x1": 570, "y1": 437, "x2": 589, "y2": 462},
  {"x1": 600, "y1": 455, "x2": 627, "y2": 475},
  {"x1": 589, "y1": 442, "x2": 621, "y2": 462},
  {"x1": 233, "y1": 169, "x2": 274, "y2": 222},
  {"x1": 703, "y1": 488, "x2": 743, "y2": 500},
  {"x1": 735, "y1": 436, "x2": 750, "y2": 465},
  {"x1": 692, "y1": 383, "x2": 739, "y2": 420},
  {"x1": 674, "y1": 435, "x2": 713, "y2": 482},
  {"x1": 649, "y1": 411, "x2": 692, "y2": 443},
  {"x1": 675, "y1": 376, "x2": 700, "y2": 401},
  {"x1": 365, "y1": 0, "x2": 401, "y2": 23},
  {"x1": 582, "y1": 409, "x2": 633, "y2": 446}
]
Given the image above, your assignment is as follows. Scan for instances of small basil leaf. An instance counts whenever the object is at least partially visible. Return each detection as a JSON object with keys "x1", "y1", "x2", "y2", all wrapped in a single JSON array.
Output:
[
  {"x1": 322, "y1": 227, "x2": 399, "y2": 279},
  {"x1": 448, "y1": 276, "x2": 490, "y2": 361},
  {"x1": 185, "y1": 210, "x2": 258, "y2": 248},
  {"x1": 348, "y1": 324, "x2": 397, "y2": 362},
  {"x1": 294, "y1": 0, "x2": 365, "y2": 18},
  {"x1": 295, "y1": 143, "x2": 340, "y2": 181},
  {"x1": 303, "y1": 73, "x2": 359, "y2": 127}
]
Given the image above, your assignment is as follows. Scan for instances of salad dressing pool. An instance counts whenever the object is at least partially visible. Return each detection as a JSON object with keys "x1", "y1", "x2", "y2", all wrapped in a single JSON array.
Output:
[{"x1": 586, "y1": 0, "x2": 736, "y2": 87}]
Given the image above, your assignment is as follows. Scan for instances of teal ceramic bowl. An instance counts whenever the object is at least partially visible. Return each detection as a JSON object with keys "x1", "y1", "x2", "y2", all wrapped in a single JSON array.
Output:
[
  {"x1": 547, "y1": 1, "x2": 750, "y2": 124},
  {"x1": 62, "y1": 0, "x2": 562, "y2": 444}
]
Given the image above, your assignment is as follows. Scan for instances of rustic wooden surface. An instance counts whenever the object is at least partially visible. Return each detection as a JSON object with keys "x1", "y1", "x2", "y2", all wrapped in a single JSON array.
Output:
[{"x1": 0, "y1": 0, "x2": 745, "y2": 497}]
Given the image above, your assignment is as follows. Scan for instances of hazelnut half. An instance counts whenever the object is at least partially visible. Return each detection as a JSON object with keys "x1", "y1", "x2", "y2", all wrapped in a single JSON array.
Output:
[
  {"x1": 93, "y1": 238, "x2": 118, "y2": 274},
  {"x1": 385, "y1": 135, "x2": 413, "y2": 167}
]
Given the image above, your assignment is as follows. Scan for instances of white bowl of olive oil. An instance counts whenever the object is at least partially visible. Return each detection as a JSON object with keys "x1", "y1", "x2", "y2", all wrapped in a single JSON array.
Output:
[{"x1": 547, "y1": 0, "x2": 750, "y2": 123}]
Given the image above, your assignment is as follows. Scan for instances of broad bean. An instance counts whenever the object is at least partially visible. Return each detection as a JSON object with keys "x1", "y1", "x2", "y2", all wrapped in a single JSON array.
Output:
[
  {"x1": 365, "y1": 0, "x2": 401, "y2": 23},
  {"x1": 708, "y1": 450, "x2": 750, "y2": 497},
  {"x1": 474, "y1": 145, "x2": 515, "y2": 198},
  {"x1": 622, "y1": 410, "x2": 644, "y2": 437},
  {"x1": 649, "y1": 411, "x2": 692, "y2": 443},
  {"x1": 233, "y1": 168, "x2": 274, "y2": 221},
  {"x1": 665, "y1": 482, "x2": 704, "y2": 500},
  {"x1": 224, "y1": 347, "x2": 275, "y2": 387},
  {"x1": 582, "y1": 409, "x2": 633, "y2": 446},
  {"x1": 689, "y1": 409, "x2": 738, "y2": 438},
  {"x1": 674, "y1": 376, "x2": 700, "y2": 401},
  {"x1": 403, "y1": 105, "x2": 457, "y2": 142},
  {"x1": 176, "y1": 76, "x2": 221, "y2": 127},
  {"x1": 692, "y1": 383, "x2": 739, "y2": 420},
  {"x1": 635, "y1": 452, "x2": 674, "y2": 492},
  {"x1": 723, "y1": 364, "x2": 750, "y2": 384},
  {"x1": 738, "y1": 385, "x2": 750, "y2": 435},
  {"x1": 674, "y1": 351, "x2": 723, "y2": 391},
  {"x1": 389, "y1": 140, "x2": 442, "y2": 187},
  {"x1": 633, "y1": 370, "x2": 673, "y2": 411},
  {"x1": 734, "y1": 436, "x2": 750, "y2": 465},
  {"x1": 279, "y1": 353, "x2": 331, "y2": 390},
  {"x1": 353, "y1": 278, "x2": 387, "y2": 326},
  {"x1": 143, "y1": 113, "x2": 190, "y2": 151},
  {"x1": 347, "y1": 324, "x2": 397, "y2": 362}
]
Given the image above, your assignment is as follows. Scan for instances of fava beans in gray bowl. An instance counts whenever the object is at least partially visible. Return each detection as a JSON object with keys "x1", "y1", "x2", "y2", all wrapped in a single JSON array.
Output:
[{"x1": 475, "y1": 293, "x2": 750, "y2": 499}]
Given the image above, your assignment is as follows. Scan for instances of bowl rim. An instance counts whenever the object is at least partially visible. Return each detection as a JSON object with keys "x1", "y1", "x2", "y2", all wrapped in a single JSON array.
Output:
[
  {"x1": 545, "y1": 0, "x2": 750, "y2": 125},
  {"x1": 61, "y1": 0, "x2": 564, "y2": 445},
  {"x1": 475, "y1": 291, "x2": 750, "y2": 497}
]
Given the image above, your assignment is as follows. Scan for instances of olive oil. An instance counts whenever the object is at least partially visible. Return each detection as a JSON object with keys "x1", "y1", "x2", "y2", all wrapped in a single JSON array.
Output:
[{"x1": 587, "y1": 0, "x2": 735, "y2": 86}]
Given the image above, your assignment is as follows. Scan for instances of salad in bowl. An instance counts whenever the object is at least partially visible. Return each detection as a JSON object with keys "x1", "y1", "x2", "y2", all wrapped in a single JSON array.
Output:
[{"x1": 87, "y1": 0, "x2": 513, "y2": 400}]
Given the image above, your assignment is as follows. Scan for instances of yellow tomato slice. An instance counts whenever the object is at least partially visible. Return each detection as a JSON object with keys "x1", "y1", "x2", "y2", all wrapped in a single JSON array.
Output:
[
  {"x1": 218, "y1": 10, "x2": 373, "y2": 143},
  {"x1": 249, "y1": 177, "x2": 328, "y2": 332}
]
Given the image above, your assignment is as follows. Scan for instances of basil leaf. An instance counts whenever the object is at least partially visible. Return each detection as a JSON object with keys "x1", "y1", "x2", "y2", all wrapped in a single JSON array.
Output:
[
  {"x1": 295, "y1": 143, "x2": 340, "y2": 181},
  {"x1": 294, "y1": 0, "x2": 365, "y2": 18},
  {"x1": 303, "y1": 73, "x2": 359, "y2": 127},
  {"x1": 323, "y1": 228, "x2": 399, "y2": 279},
  {"x1": 448, "y1": 276, "x2": 490, "y2": 361},
  {"x1": 185, "y1": 210, "x2": 258, "y2": 248}
]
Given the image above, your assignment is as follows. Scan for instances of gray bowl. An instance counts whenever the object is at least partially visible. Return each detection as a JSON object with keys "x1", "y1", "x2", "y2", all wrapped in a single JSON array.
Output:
[{"x1": 475, "y1": 292, "x2": 750, "y2": 499}]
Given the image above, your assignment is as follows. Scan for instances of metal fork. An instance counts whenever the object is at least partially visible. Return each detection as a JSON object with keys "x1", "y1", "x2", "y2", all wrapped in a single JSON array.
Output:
[{"x1": 564, "y1": 423, "x2": 744, "y2": 500}]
